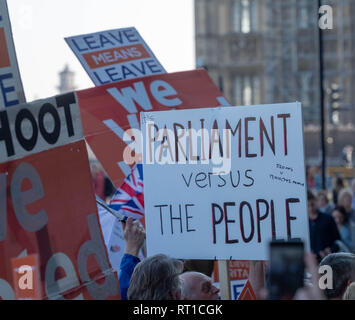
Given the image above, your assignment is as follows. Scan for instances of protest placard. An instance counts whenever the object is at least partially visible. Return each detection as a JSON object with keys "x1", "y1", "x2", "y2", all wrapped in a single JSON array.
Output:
[
  {"x1": 76, "y1": 69, "x2": 230, "y2": 189},
  {"x1": 0, "y1": 93, "x2": 119, "y2": 300},
  {"x1": 0, "y1": 0, "x2": 26, "y2": 109},
  {"x1": 214, "y1": 260, "x2": 249, "y2": 281},
  {"x1": 141, "y1": 103, "x2": 310, "y2": 261},
  {"x1": 65, "y1": 27, "x2": 166, "y2": 86}
]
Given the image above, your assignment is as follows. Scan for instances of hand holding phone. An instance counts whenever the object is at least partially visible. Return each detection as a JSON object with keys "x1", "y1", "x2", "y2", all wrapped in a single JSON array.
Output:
[{"x1": 268, "y1": 241, "x2": 305, "y2": 300}]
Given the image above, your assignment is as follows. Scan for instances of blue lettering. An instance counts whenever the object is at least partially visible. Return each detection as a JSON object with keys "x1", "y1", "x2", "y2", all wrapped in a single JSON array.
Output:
[
  {"x1": 105, "y1": 67, "x2": 123, "y2": 82},
  {"x1": 123, "y1": 29, "x2": 139, "y2": 43},
  {"x1": 93, "y1": 72, "x2": 110, "y2": 85},
  {"x1": 71, "y1": 39, "x2": 88, "y2": 53},
  {"x1": 145, "y1": 59, "x2": 163, "y2": 74},
  {"x1": 130, "y1": 61, "x2": 147, "y2": 75},
  {"x1": 99, "y1": 34, "x2": 115, "y2": 48},
  {"x1": 0, "y1": 73, "x2": 19, "y2": 107},
  {"x1": 83, "y1": 36, "x2": 100, "y2": 50},
  {"x1": 108, "y1": 31, "x2": 124, "y2": 45},
  {"x1": 121, "y1": 66, "x2": 137, "y2": 80},
  {"x1": 233, "y1": 284, "x2": 245, "y2": 300}
]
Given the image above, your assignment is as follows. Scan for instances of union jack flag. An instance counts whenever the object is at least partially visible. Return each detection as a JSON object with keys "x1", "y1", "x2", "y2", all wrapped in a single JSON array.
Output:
[{"x1": 109, "y1": 164, "x2": 144, "y2": 220}]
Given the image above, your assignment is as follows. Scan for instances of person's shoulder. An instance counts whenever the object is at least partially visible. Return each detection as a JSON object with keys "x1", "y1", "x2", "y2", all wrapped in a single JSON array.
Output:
[{"x1": 318, "y1": 211, "x2": 335, "y2": 223}]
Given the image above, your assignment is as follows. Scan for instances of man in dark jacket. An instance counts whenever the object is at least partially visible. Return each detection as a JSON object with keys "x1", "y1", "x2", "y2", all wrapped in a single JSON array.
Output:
[{"x1": 308, "y1": 190, "x2": 341, "y2": 261}]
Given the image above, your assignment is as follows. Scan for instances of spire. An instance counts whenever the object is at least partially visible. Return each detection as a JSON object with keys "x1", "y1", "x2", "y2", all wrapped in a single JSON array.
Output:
[{"x1": 57, "y1": 64, "x2": 76, "y2": 94}]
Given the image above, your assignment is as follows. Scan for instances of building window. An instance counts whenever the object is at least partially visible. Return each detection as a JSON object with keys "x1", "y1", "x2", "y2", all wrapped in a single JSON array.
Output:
[
  {"x1": 300, "y1": 72, "x2": 312, "y2": 107},
  {"x1": 232, "y1": 0, "x2": 258, "y2": 33},
  {"x1": 232, "y1": 0, "x2": 241, "y2": 32},
  {"x1": 233, "y1": 75, "x2": 260, "y2": 105},
  {"x1": 299, "y1": 1, "x2": 308, "y2": 29}
]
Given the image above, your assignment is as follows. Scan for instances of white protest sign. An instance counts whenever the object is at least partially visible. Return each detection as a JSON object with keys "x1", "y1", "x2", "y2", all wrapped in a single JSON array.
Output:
[
  {"x1": 0, "y1": 0, "x2": 26, "y2": 109},
  {"x1": 65, "y1": 27, "x2": 166, "y2": 86},
  {"x1": 141, "y1": 103, "x2": 310, "y2": 260},
  {"x1": 97, "y1": 203, "x2": 126, "y2": 271}
]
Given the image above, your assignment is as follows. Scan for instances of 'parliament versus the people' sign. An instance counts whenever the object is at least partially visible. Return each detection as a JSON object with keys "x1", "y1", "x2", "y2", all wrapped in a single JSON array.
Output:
[{"x1": 141, "y1": 103, "x2": 310, "y2": 260}]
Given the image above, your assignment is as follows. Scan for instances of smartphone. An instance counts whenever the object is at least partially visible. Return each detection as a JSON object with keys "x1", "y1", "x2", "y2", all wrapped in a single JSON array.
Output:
[{"x1": 268, "y1": 241, "x2": 305, "y2": 300}]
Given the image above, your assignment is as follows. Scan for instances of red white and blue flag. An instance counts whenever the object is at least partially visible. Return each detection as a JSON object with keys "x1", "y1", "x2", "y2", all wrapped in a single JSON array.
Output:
[{"x1": 109, "y1": 164, "x2": 144, "y2": 220}]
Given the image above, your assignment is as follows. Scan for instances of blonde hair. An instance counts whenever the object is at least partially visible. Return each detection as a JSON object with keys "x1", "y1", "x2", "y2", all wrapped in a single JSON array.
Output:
[{"x1": 338, "y1": 188, "x2": 353, "y2": 204}]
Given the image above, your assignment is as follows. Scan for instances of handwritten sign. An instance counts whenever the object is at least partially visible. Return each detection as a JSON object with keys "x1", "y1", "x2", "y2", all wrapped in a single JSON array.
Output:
[
  {"x1": 141, "y1": 103, "x2": 310, "y2": 260},
  {"x1": 65, "y1": 27, "x2": 166, "y2": 86},
  {"x1": 0, "y1": 0, "x2": 26, "y2": 109}
]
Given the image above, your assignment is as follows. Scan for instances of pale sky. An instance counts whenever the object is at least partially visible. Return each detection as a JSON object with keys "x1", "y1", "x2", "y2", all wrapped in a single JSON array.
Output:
[{"x1": 6, "y1": 0, "x2": 195, "y2": 102}]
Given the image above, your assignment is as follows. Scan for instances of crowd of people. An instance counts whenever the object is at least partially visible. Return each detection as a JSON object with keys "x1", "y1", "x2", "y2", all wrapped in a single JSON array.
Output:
[{"x1": 100, "y1": 165, "x2": 355, "y2": 300}]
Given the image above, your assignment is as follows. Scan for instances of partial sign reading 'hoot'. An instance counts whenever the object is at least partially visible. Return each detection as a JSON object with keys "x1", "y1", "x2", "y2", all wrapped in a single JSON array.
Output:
[
  {"x1": 141, "y1": 103, "x2": 310, "y2": 261},
  {"x1": 0, "y1": 92, "x2": 83, "y2": 164}
]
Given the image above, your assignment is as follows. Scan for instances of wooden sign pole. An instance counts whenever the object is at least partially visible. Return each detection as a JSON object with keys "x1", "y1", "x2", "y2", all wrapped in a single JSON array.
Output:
[{"x1": 218, "y1": 260, "x2": 231, "y2": 300}]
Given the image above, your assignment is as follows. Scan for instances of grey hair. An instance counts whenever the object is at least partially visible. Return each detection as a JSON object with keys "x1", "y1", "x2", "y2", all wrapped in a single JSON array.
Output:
[
  {"x1": 320, "y1": 252, "x2": 355, "y2": 299},
  {"x1": 179, "y1": 272, "x2": 196, "y2": 300},
  {"x1": 127, "y1": 254, "x2": 183, "y2": 300}
]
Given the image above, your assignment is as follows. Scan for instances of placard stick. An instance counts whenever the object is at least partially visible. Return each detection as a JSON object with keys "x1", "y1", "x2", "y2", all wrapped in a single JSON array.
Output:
[{"x1": 218, "y1": 260, "x2": 231, "y2": 300}]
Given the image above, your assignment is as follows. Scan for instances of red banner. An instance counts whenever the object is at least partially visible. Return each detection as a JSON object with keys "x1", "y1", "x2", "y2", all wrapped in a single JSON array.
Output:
[
  {"x1": 76, "y1": 69, "x2": 229, "y2": 188},
  {"x1": 0, "y1": 57, "x2": 126, "y2": 299},
  {"x1": 0, "y1": 137, "x2": 119, "y2": 299}
]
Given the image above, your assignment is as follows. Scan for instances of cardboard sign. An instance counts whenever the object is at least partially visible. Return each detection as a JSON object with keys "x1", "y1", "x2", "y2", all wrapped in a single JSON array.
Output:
[
  {"x1": 238, "y1": 280, "x2": 257, "y2": 300},
  {"x1": 141, "y1": 103, "x2": 310, "y2": 260},
  {"x1": 213, "y1": 260, "x2": 249, "y2": 282},
  {"x1": 76, "y1": 69, "x2": 230, "y2": 188},
  {"x1": 11, "y1": 254, "x2": 42, "y2": 300},
  {"x1": 214, "y1": 279, "x2": 248, "y2": 300},
  {"x1": 0, "y1": 94, "x2": 120, "y2": 300},
  {"x1": 65, "y1": 27, "x2": 166, "y2": 86},
  {"x1": 0, "y1": 0, "x2": 26, "y2": 109}
]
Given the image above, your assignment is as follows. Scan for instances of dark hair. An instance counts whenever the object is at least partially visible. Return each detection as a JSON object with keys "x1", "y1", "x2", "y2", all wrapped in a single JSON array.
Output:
[
  {"x1": 319, "y1": 253, "x2": 355, "y2": 299},
  {"x1": 307, "y1": 190, "x2": 316, "y2": 201},
  {"x1": 332, "y1": 206, "x2": 348, "y2": 224},
  {"x1": 336, "y1": 177, "x2": 344, "y2": 189},
  {"x1": 127, "y1": 254, "x2": 183, "y2": 300}
]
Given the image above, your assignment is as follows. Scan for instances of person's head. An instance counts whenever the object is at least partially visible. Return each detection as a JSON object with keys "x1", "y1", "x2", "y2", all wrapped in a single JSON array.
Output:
[
  {"x1": 332, "y1": 206, "x2": 348, "y2": 227},
  {"x1": 335, "y1": 177, "x2": 344, "y2": 190},
  {"x1": 127, "y1": 254, "x2": 184, "y2": 300},
  {"x1": 317, "y1": 190, "x2": 329, "y2": 209},
  {"x1": 319, "y1": 252, "x2": 355, "y2": 299},
  {"x1": 179, "y1": 272, "x2": 220, "y2": 300},
  {"x1": 307, "y1": 190, "x2": 318, "y2": 217},
  {"x1": 338, "y1": 188, "x2": 353, "y2": 211}
]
